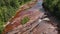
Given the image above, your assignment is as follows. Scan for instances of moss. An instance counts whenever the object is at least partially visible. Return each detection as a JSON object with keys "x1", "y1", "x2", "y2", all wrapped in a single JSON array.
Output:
[{"x1": 21, "y1": 16, "x2": 30, "y2": 25}]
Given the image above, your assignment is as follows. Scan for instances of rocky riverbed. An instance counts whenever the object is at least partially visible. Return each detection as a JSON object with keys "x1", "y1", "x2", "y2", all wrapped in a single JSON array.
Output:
[{"x1": 3, "y1": 0, "x2": 58, "y2": 34}]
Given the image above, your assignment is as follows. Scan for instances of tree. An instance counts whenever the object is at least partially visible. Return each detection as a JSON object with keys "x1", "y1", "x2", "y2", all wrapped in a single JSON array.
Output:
[{"x1": 43, "y1": 0, "x2": 60, "y2": 19}]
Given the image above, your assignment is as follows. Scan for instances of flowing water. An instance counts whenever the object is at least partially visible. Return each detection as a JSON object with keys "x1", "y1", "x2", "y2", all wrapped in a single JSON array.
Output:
[{"x1": 24, "y1": 0, "x2": 44, "y2": 12}]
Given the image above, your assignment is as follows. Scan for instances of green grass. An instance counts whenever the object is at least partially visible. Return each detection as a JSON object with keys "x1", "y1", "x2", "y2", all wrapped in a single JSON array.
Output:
[{"x1": 21, "y1": 17, "x2": 30, "y2": 25}]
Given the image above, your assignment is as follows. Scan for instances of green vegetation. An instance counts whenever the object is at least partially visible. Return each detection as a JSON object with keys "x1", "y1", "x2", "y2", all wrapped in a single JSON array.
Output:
[
  {"x1": 43, "y1": 0, "x2": 60, "y2": 19},
  {"x1": 21, "y1": 16, "x2": 30, "y2": 25},
  {"x1": 0, "y1": 0, "x2": 31, "y2": 22},
  {"x1": 0, "y1": 0, "x2": 31, "y2": 34},
  {"x1": 0, "y1": 21, "x2": 4, "y2": 34}
]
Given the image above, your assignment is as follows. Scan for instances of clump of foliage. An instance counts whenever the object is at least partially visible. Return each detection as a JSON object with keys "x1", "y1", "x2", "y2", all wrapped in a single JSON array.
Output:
[
  {"x1": 0, "y1": 0, "x2": 31, "y2": 34},
  {"x1": 43, "y1": 0, "x2": 60, "y2": 19},
  {"x1": 21, "y1": 16, "x2": 30, "y2": 25}
]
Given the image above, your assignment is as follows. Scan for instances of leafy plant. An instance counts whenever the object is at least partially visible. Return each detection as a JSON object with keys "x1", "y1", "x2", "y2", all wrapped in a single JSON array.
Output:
[{"x1": 21, "y1": 16, "x2": 30, "y2": 25}]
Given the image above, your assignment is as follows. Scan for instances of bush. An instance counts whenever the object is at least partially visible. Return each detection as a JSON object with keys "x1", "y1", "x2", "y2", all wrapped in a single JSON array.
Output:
[{"x1": 43, "y1": 0, "x2": 60, "y2": 19}]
